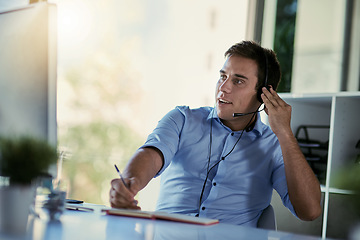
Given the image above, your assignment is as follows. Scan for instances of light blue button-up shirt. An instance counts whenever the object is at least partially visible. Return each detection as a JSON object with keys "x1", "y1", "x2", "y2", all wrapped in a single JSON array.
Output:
[{"x1": 141, "y1": 106, "x2": 296, "y2": 227}]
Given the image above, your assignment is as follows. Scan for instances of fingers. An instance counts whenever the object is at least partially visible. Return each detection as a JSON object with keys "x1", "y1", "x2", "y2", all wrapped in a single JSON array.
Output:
[
  {"x1": 261, "y1": 86, "x2": 292, "y2": 120},
  {"x1": 260, "y1": 86, "x2": 292, "y2": 136},
  {"x1": 109, "y1": 178, "x2": 140, "y2": 209},
  {"x1": 261, "y1": 86, "x2": 286, "y2": 109}
]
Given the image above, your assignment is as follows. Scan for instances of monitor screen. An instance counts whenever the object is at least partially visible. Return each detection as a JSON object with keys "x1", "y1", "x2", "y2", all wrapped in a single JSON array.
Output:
[{"x1": 0, "y1": 3, "x2": 57, "y2": 175}]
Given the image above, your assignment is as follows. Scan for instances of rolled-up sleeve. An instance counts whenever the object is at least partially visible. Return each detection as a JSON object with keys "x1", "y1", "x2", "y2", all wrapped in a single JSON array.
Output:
[{"x1": 141, "y1": 106, "x2": 186, "y2": 176}]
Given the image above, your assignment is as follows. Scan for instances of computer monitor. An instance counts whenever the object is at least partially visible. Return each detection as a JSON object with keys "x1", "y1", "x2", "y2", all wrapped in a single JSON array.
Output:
[{"x1": 0, "y1": 2, "x2": 57, "y2": 175}]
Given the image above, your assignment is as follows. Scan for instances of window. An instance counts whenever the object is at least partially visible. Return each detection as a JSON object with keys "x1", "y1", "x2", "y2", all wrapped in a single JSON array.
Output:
[
  {"x1": 57, "y1": 0, "x2": 249, "y2": 210},
  {"x1": 262, "y1": 0, "x2": 359, "y2": 93}
]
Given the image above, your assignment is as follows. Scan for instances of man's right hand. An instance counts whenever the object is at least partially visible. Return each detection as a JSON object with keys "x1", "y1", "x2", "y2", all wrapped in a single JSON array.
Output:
[
  {"x1": 108, "y1": 147, "x2": 164, "y2": 209},
  {"x1": 109, "y1": 177, "x2": 141, "y2": 209}
]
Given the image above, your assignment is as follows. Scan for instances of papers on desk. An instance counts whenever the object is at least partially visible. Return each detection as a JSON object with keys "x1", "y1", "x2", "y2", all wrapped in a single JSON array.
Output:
[
  {"x1": 66, "y1": 202, "x2": 111, "y2": 213},
  {"x1": 105, "y1": 209, "x2": 219, "y2": 226}
]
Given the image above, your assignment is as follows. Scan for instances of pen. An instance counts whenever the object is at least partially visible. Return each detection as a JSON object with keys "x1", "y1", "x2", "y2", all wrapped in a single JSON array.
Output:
[
  {"x1": 114, "y1": 164, "x2": 139, "y2": 207},
  {"x1": 114, "y1": 164, "x2": 129, "y2": 189}
]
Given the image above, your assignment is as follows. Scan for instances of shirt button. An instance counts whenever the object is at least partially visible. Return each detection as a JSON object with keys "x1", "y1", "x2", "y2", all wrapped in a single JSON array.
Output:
[
  {"x1": 213, "y1": 182, "x2": 216, "y2": 186},
  {"x1": 202, "y1": 207, "x2": 206, "y2": 211},
  {"x1": 231, "y1": 132, "x2": 234, "y2": 136}
]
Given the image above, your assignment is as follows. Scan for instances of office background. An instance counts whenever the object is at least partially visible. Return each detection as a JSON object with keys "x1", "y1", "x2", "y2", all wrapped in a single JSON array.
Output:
[
  {"x1": 1, "y1": 0, "x2": 359, "y2": 239},
  {"x1": 48, "y1": 0, "x2": 360, "y2": 237},
  {"x1": 55, "y1": 0, "x2": 251, "y2": 209},
  {"x1": 53, "y1": 0, "x2": 360, "y2": 210}
]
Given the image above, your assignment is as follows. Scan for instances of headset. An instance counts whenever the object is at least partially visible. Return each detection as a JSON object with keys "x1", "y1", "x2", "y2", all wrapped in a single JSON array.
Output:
[
  {"x1": 196, "y1": 49, "x2": 271, "y2": 215},
  {"x1": 256, "y1": 51, "x2": 270, "y2": 103},
  {"x1": 197, "y1": 112, "x2": 256, "y2": 216},
  {"x1": 233, "y1": 50, "x2": 270, "y2": 117}
]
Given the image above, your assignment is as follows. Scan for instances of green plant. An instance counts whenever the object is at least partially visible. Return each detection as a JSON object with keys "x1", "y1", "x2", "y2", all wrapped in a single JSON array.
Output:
[
  {"x1": 0, "y1": 136, "x2": 58, "y2": 185},
  {"x1": 334, "y1": 164, "x2": 360, "y2": 216}
]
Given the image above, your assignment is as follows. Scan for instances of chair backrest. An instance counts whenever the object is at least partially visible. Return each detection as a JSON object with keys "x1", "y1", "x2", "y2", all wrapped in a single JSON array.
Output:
[{"x1": 257, "y1": 205, "x2": 277, "y2": 230}]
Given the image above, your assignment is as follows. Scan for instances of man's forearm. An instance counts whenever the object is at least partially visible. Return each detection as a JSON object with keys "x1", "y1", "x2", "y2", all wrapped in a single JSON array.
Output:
[
  {"x1": 122, "y1": 147, "x2": 164, "y2": 193},
  {"x1": 278, "y1": 132, "x2": 322, "y2": 221},
  {"x1": 261, "y1": 87, "x2": 321, "y2": 220}
]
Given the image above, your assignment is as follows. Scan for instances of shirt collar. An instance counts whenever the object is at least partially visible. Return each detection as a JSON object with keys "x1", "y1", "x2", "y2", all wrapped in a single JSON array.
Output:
[{"x1": 207, "y1": 108, "x2": 264, "y2": 136}]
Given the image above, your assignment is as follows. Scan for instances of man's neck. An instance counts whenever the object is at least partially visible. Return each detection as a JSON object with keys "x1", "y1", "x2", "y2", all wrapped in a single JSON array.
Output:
[{"x1": 221, "y1": 114, "x2": 257, "y2": 132}]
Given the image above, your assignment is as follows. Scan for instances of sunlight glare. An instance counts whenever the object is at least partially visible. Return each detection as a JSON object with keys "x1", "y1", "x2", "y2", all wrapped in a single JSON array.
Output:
[{"x1": 58, "y1": 0, "x2": 93, "y2": 48}]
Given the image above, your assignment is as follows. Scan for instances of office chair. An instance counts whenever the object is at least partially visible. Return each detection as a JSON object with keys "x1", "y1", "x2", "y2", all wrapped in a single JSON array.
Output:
[{"x1": 257, "y1": 205, "x2": 277, "y2": 230}]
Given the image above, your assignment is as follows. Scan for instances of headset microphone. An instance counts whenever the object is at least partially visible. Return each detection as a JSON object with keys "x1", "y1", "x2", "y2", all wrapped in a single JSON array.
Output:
[{"x1": 233, "y1": 111, "x2": 259, "y2": 117}]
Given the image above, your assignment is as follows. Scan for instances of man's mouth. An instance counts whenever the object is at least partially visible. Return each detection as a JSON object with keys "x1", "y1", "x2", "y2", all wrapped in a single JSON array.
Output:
[{"x1": 218, "y1": 98, "x2": 232, "y2": 104}]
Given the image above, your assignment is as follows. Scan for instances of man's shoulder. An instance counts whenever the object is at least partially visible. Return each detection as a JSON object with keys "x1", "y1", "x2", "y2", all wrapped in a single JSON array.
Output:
[{"x1": 175, "y1": 105, "x2": 213, "y2": 117}]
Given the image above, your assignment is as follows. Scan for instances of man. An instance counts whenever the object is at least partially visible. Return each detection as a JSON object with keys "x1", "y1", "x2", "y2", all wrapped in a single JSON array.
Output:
[{"x1": 109, "y1": 41, "x2": 321, "y2": 227}]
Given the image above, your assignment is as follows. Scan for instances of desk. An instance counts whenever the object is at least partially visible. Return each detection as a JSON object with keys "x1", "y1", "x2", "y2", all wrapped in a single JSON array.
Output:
[{"x1": 3, "y1": 209, "x2": 327, "y2": 240}]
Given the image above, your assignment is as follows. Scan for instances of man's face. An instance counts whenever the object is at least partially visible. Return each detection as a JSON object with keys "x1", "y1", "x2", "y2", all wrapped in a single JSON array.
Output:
[{"x1": 215, "y1": 55, "x2": 260, "y2": 125}]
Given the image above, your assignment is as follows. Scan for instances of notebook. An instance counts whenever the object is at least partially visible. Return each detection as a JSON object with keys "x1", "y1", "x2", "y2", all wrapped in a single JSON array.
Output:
[{"x1": 105, "y1": 208, "x2": 219, "y2": 226}]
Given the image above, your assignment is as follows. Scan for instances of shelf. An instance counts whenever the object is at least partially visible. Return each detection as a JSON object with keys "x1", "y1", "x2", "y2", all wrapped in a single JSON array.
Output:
[
  {"x1": 271, "y1": 92, "x2": 360, "y2": 239},
  {"x1": 328, "y1": 187, "x2": 355, "y2": 195},
  {"x1": 321, "y1": 185, "x2": 355, "y2": 195}
]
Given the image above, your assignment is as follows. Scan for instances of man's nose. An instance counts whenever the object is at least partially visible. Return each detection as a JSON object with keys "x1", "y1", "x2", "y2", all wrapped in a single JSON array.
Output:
[{"x1": 219, "y1": 78, "x2": 232, "y2": 93}]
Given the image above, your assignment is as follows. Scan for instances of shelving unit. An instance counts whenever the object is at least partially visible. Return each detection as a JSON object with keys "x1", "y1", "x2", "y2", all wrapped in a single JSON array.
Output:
[{"x1": 268, "y1": 92, "x2": 360, "y2": 239}]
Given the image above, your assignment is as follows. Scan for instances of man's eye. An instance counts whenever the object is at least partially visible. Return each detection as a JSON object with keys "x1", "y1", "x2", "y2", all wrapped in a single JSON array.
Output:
[
  {"x1": 233, "y1": 79, "x2": 243, "y2": 84},
  {"x1": 219, "y1": 75, "x2": 227, "y2": 81}
]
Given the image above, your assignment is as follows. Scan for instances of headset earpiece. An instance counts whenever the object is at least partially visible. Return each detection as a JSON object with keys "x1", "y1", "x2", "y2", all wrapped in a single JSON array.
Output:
[
  {"x1": 257, "y1": 50, "x2": 269, "y2": 104},
  {"x1": 257, "y1": 85, "x2": 270, "y2": 103}
]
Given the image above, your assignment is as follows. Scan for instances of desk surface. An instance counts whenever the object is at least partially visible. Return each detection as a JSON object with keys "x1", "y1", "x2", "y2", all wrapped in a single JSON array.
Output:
[{"x1": 3, "y1": 209, "x2": 327, "y2": 240}]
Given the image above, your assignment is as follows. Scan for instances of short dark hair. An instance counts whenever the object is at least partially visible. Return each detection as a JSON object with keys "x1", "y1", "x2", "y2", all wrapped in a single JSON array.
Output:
[{"x1": 224, "y1": 40, "x2": 281, "y2": 91}]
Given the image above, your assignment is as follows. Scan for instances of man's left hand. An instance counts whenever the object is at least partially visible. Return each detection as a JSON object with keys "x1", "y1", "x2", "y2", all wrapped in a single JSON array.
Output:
[{"x1": 261, "y1": 86, "x2": 292, "y2": 137}]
